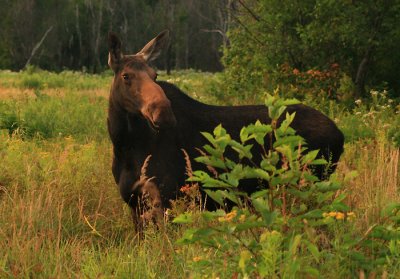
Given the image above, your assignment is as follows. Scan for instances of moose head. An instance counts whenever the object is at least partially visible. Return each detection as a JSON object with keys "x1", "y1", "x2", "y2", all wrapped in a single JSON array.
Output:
[{"x1": 108, "y1": 31, "x2": 176, "y2": 131}]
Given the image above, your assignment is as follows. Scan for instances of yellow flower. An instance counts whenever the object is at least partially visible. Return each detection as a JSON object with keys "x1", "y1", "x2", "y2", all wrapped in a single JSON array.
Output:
[
  {"x1": 328, "y1": 212, "x2": 337, "y2": 217},
  {"x1": 218, "y1": 216, "x2": 226, "y2": 223},
  {"x1": 225, "y1": 210, "x2": 237, "y2": 222},
  {"x1": 347, "y1": 212, "x2": 356, "y2": 221},
  {"x1": 336, "y1": 212, "x2": 345, "y2": 220},
  {"x1": 239, "y1": 214, "x2": 246, "y2": 222},
  {"x1": 218, "y1": 210, "x2": 237, "y2": 222}
]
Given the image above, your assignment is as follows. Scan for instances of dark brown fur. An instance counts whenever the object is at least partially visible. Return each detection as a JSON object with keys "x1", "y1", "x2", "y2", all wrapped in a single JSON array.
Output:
[{"x1": 107, "y1": 31, "x2": 345, "y2": 231}]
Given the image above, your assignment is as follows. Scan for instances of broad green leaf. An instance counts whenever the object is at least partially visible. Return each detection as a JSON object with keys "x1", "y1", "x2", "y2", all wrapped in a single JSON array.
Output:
[
  {"x1": 302, "y1": 209, "x2": 323, "y2": 219},
  {"x1": 309, "y1": 158, "x2": 328, "y2": 165},
  {"x1": 303, "y1": 240, "x2": 320, "y2": 262},
  {"x1": 221, "y1": 190, "x2": 241, "y2": 205},
  {"x1": 201, "y1": 210, "x2": 225, "y2": 221},
  {"x1": 239, "y1": 250, "x2": 252, "y2": 272},
  {"x1": 288, "y1": 234, "x2": 302, "y2": 256},
  {"x1": 250, "y1": 189, "x2": 269, "y2": 199},
  {"x1": 201, "y1": 132, "x2": 216, "y2": 146},
  {"x1": 213, "y1": 124, "x2": 226, "y2": 137},
  {"x1": 381, "y1": 202, "x2": 400, "y2": 217},
  {"x1": 204, "y1": 189, "x2": 225, "y2": 206},
  {"x1": 301, "y1": 149, "x2": 320, "y2": 164},
  {"x1": 173, "y1": 212, "x2": 193, "y2": 224}
]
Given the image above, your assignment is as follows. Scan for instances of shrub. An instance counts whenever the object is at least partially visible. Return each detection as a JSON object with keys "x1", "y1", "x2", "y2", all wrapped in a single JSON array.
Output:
[{"x1": 174, "y1": 93, "x2": 400, "y2": 278}]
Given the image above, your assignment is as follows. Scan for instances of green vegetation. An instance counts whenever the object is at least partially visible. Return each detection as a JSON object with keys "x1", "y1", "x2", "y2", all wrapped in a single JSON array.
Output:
[
  {"x1": 223, "y1": 0, "x2": 400, "y2": 100},
  {"x1": 174, "y1": 94, "x2": 400, "y2": 278},
  {"x1": 0, "y1": 70, "x2": 399, "y2": 278}
]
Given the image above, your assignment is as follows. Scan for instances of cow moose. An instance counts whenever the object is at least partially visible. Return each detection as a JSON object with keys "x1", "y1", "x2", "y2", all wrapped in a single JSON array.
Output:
[{"x1": 107, "y1": 30, "x2": 345, "y2": 232}]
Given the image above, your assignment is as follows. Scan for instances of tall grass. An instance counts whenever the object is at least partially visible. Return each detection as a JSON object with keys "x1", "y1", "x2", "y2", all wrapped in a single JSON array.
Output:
[
  {"x1": 341, "y1": 139, "x2": 399, "y2": 226},
  {"x1": 0, "y1": 134, "x2": 191, "y2": 278},
  {"x1": 0, "y1": 92, "x2": 107, "y2": 141},
  {"x1": 0, "y1": 70, "x2": 399, "y2": 277}
]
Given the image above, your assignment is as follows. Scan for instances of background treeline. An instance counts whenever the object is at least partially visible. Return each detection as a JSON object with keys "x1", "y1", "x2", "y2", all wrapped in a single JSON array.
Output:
[
  {"x1": 0, "y1": 0, "x2": 231, "y2": 72},
  {"x1": 222, "y1": 0, "x2": 400, "y2": 99},
  {"x1": 0, "y1": 0, "x2": 399, "y2": 98}
]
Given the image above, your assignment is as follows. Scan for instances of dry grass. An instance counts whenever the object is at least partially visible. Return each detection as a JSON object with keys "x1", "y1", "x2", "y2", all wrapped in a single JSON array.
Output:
[
  {"x1": 338, "y1": 139, "x2": 400, "y2": 228},
  {"x1": 0, "y1": 134, "x2": 190, "y2": 278}
]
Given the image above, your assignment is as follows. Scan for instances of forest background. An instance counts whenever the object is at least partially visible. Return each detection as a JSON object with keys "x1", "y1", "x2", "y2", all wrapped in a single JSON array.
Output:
[{"x1": 1, "y1": 0, "x2": 399, "y2": 99}]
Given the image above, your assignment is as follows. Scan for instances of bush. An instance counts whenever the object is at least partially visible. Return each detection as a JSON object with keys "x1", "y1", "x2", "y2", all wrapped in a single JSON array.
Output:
[{"x1": 174, "y1": 93, "x2": 400, "y2": 278}]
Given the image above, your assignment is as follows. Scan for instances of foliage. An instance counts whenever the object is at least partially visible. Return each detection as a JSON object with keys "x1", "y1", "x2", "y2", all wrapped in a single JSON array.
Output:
[
  {"x1": 341, "y1": 89, "x2": 400, "y2": 146},
  {"x1": 174, "y1": 93, "x2": 400, "y2": 277},
  {"x1": 0, "y1": 70, "x2": 398, "y2": 277},
  {"x1": 222, "y1": 0, "x2": 400, "y2": 100}
]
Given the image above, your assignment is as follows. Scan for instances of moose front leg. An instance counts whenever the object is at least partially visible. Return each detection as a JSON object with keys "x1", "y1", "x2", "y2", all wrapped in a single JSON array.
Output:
[{"x1": 131, "y1": 179, "x2": 164, "y2": 236}]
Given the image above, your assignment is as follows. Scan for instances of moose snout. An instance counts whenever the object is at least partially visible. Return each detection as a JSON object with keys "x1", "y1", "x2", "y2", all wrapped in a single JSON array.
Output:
[{"x1": 145, "y1": 101, "x2": 176, "y2": 130}]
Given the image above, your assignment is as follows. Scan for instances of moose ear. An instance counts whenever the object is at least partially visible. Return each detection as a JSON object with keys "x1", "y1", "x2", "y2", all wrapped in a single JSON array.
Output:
[
  {"x1": 108, "y1": 32, "x2": 123, "y2": 72},
  {"x1": 137, "y1": 30, "x2": 170, "y2": 62}
]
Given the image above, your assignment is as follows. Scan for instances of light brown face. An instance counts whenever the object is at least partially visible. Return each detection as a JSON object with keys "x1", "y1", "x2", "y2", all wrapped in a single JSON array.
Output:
[{"x1": 108, "y1": 31, "x2": 176, "y2": 131}]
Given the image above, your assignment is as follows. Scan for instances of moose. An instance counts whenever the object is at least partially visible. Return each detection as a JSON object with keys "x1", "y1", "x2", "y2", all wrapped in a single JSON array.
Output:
[{"x1": 107, "y1": 30, "x2": 345, "y2": 232}]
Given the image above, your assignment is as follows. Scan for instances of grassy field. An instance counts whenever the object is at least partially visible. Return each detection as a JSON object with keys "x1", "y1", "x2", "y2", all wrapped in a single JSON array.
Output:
[{"x1": 0, "y1": 69, "x2": 399, "y2": 278}]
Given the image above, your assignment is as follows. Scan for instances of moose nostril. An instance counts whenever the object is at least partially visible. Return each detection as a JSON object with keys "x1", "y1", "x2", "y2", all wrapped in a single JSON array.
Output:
[{"x1": 148, "y1": 105, "x2": 176, "y2": 129}]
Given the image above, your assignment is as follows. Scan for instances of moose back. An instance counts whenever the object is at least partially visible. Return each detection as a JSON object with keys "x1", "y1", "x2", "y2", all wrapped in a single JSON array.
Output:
[{"x1": 107, "y1": 31, "x2": 345, "y2": 230}]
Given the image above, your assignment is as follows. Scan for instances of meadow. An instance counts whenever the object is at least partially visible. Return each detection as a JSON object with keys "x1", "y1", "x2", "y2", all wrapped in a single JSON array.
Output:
[{"x1": 0, "y1": 68, "x2": 399, "y2": 278}]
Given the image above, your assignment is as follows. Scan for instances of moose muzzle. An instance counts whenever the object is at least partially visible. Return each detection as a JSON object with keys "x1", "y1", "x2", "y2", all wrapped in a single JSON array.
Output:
[{"x1": 140, "y1": 81, "x2": 177, "y2": 130}]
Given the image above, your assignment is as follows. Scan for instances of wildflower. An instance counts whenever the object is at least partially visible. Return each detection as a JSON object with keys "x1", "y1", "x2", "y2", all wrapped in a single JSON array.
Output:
[
  {"x1": 347, "y1": 212, "x2": 356, "y2": 221},
  {"x1": 336, "y1": 212, "x2": 345, "y2": 220},
  {"x1": 328, "y1": 212, "x2": 337, "y2": 217},
  {"x1": 239, "y1": 214, "x2": 246, "y2": 222},
  {"x1": 370, "y1": 90, "x2": 378, "y2": 96},
  {"x1": 355, "y1": 111, "x2": 362, "y2": 115},
  {"x1": 225, "y1": 210, "x2": 237, "y2": 222},
  {"x1": 180, "y1": 184, "x2": 191, "y2": 194},
  {"x1": 293, "y1": 68, "x2": 300, "y2": 75},
  {"x1": 193, "y1": 256, "x2": 202, "y2": 262},
  {"x1": 218, "y1": 210, "x2": 237, "y2": 222},
  {"x1": 388, "y1": 99, "x2": 394, "y2": 104},
  {"x1": 355, "y1": 99, "x2": 362, "y2": 106}
]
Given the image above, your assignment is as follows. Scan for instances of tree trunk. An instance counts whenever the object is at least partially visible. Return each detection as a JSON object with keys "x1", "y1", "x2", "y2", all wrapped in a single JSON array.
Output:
[
  {"x1": 24, "y1": 26, "x2": 54, "y2": 68},
  {"x1": 354, "y1": 47, "x2": 372, "y2": 98},
  {"x1": 75, "y1": 4, "x2": 83, "y2": 69}
]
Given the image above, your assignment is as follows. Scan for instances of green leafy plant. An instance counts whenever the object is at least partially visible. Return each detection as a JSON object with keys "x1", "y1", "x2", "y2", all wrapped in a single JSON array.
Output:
[{"x1": 174, "y1": 93, "x2": 400, "y2": 278}]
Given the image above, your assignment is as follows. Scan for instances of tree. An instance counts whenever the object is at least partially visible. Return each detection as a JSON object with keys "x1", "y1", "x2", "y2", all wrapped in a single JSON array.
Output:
[{"x1": 222, "y1": 0, "x2": 400, "y2": 99}]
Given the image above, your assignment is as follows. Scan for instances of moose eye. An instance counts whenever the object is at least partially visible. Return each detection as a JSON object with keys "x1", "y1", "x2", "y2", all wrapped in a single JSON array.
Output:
[{"x1": 122, "y1": 73, "x2": 129, "y2": 81}]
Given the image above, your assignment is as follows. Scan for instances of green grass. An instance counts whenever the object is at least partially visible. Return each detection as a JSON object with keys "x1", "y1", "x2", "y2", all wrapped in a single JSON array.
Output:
[
  {"x1": 0, "y1": 69, "x2": 399, "y2": 277},
  {"x1": 0, "y1": 93, "x2": 107, "y2": 141}
]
